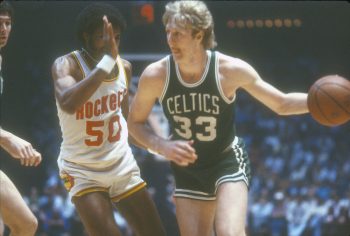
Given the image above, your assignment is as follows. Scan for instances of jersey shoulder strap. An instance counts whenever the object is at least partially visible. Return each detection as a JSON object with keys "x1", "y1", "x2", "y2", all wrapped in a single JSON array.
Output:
[{"x1": 71, "y1": 50, "x2": 91, "y2": 78}]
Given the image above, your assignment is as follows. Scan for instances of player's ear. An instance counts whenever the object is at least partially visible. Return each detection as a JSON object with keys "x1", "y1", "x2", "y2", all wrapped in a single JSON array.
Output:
[{"x1": 195, "y1": 31, "x2": 204, "y2": 42}]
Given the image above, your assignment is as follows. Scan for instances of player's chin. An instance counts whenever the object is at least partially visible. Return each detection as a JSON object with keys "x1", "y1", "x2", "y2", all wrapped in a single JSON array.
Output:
[{"x1": 171, "y1": 52, "x2": 182, "y2": 60}]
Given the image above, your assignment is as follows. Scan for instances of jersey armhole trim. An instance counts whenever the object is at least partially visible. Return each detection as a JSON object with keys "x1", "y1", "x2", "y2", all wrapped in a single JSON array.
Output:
[
  {"x1": 116, "y1": 56, "x2": 128, "y2": 87},
  {"x1": 71, "y1": 51, "x2": 86, "y2": 78},
  {"x1": 215, "y1": 51, "x2": 235, "y2": 104},
  {"x1": 159, "y1": 56, "x2": 170, "y2": 103}
]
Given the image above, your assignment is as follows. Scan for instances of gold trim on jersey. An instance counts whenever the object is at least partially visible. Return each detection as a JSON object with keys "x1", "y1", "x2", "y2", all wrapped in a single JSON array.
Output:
[
  {"x1": 111, "y1": 182, "x2": 147, "y2": 202},
  {"x1": 103, "y1": 69, "x2": 119, "y2": 82},
  {"x1": 116, "y1": 56, "x2": 129, "y2": 87},
  {"x1": 74, "y1": 187, "x2": 109, "y2": 197},
  {"x1": 71, "y1": 52, "x2": 85, "y2": 77},
  {"x1": 72, "y1": 51, "x2": 127, "y2": 84}
]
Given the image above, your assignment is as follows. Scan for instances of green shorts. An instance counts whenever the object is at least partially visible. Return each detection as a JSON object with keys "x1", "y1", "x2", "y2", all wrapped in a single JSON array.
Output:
[{"x1": 171, "y1": 137, "x2": 251, "y2": 201}]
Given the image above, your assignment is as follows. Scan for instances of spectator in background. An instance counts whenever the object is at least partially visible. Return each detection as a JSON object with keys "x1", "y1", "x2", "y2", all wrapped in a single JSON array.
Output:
[
  {"x1": 250, "y1": 190, "x2": 273, "y2": 235},
  {"x1": 269, "y1": 192, "x2": 288, "y2": 236}
]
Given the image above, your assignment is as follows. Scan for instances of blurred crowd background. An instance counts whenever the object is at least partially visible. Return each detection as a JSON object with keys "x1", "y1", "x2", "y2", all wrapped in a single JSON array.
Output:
[{"x1": 1, "y1": 1, "x2": 349, "y2": 236}]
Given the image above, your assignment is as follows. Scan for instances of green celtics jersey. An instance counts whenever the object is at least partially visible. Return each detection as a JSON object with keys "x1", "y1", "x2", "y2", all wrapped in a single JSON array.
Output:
[{"x1": 160, "y1": 51, "x2": 237, "y2": 164}]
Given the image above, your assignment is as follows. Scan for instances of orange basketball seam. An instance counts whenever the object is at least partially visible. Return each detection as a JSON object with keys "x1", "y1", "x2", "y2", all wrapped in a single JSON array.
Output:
[
  {"x1": 318, "y1": 86, "x2": 350, "y2": 116},
  {"x1": 314, "y1": 88, "x2": 335, "y2": 125}
]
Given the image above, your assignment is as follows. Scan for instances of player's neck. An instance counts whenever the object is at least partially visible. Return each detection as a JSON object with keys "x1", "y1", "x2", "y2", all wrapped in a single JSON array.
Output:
[
  {"x1": 177, "y1": 50, "x2": 208, "y2": 83},
  {"x1": 81, "y1": 48, "x2": 102, "y2": 64}
]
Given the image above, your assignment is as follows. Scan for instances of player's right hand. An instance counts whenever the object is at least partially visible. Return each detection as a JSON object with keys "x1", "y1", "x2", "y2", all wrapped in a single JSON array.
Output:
[
  {"x1": 2, "y1": 134, "x2": 42, "y2": 167},
  {"x1": 102, "y1": 15, "x2": 118, "y2": 59},
  {"x1": 161, "y1": 140, "x2": 198, "y2": 166}
]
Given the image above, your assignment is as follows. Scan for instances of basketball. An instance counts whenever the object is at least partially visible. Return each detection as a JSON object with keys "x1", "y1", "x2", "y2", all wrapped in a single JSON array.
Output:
[{"x1": 307, "y1": 75, "x2": 350, "y2": 126}]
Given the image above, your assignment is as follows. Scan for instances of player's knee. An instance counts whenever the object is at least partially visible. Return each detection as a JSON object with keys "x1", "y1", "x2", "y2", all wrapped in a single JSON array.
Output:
[
  {"x1": 26, "y1": 216, "x2": 38, "y2": 234},
  {"x1": 215, "y1": 223, "x2": 246, "y2": 236},
  {"x1": 23, "y1": 215, "x2": 38, "y2": 235},
  {"x1": 133, "y1": 225, "x2": 166, "y2": 236},
  {"x1": 9, "y1": 215, "x2": 37, "y2": 236},
  {"x1": 88, "y1": 218, "x2": 121, "y2": 236}
]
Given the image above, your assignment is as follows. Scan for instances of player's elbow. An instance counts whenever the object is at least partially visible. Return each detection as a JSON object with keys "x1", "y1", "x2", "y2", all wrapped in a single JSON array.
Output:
[
  {"x1": 59, "y1": 102, "x2": 77, "y2": 114},
  {"x1": 55, "y1": 93, "x2": 78, "y2": 114},
  {"x1": 127, "y1": 117, "x2": 136, "y2": 134},
  {"x1": 127, "y1": 117, "x2": 145, "y2": 139}
]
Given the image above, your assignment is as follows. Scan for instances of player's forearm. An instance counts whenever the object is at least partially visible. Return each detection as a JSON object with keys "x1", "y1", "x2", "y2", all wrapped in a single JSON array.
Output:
[
  {"x1": 58, "y1": 69, "x2": 110, "y2": 114},
  {"x1": 0, "y1": 129, "x2": 19, "y2": 155},
  {"x1": 128, "y1": 122, "x2": 166, "y2": 155},
  {"x1": 0, "y1": 128, "x2": 12, "y2": 147},
  {"x1": 279, "y1": 92, "x2": 309, "y2": 115}
]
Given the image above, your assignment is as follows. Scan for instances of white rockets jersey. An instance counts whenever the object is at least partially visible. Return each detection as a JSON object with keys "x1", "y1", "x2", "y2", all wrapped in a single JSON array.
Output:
[{"x1": 56, "y1": 51, "x2": 130, "y2": 167}]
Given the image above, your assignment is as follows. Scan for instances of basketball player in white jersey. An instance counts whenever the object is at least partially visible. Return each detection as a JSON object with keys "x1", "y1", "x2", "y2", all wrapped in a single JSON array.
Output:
[
  {"x1": 128, "y1": 1, "x2": 309, "y2": 236},
  {"x1": 51, "y1": 3, "x2": 165, "y2": 236},
  {"x1": 0, "y1": 1, "x2": 41, "y2": 236}
]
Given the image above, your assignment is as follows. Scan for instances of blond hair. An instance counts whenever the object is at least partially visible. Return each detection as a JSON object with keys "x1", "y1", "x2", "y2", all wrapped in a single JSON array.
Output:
[{"x1": 162, "y1": 0, "x2": 217, "y2": 49}]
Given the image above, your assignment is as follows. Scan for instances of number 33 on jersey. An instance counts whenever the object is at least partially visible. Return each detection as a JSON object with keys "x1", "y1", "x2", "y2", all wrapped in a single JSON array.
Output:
[{"x1": 160, "y1": 51, "x2": 237, "y2": 157}]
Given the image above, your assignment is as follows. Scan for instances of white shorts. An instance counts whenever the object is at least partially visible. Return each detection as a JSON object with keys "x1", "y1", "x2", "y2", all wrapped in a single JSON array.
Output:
[{"x1": 57, "y1": 148, "x2": 145, "y2": 202}]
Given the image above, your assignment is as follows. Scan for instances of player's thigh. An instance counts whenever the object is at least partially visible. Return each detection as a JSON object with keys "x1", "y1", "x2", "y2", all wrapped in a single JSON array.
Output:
[
  {"x1": 175, "y1": 197, "x2": 216, "y2": 236},
  {"x1": 115, "y1": 187, "x2": 165, "y2": 236},
  {"x1": 0, "y1": 214, "x2": 4, "y2": 236},
  {"x1": 0, "y1": 171, "x2": 36, "y2": 228},
  {"x1": 0, "y1": 214, "x2": 5, "y2": 236},
  {"x1": 215, "y1": 181, "x2": 248, "y2": 236},
  {"x1": 72, "y1": 191, "x2": 121, "y2": 236}
]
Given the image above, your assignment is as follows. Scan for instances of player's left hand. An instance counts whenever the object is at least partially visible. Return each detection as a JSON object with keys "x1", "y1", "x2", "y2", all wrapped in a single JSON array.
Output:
[
  {"x1": 159, "y1": 139, "x2": 198, "y2": 166},
  {"x1": 1, "y1": 133, "x2": 42, "y2": 167},
  {"x1": 102, "y1": 15, "x2": 118, "y2": 59}
]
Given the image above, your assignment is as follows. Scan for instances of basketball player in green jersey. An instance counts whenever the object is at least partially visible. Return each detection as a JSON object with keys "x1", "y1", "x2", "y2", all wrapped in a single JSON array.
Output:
[
  {"x1": 0, "y1": 2, "x2": 41, "y2": 235},
  {"x1": 128, "y1": 1, "x2": 309, "y2": 235}
]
